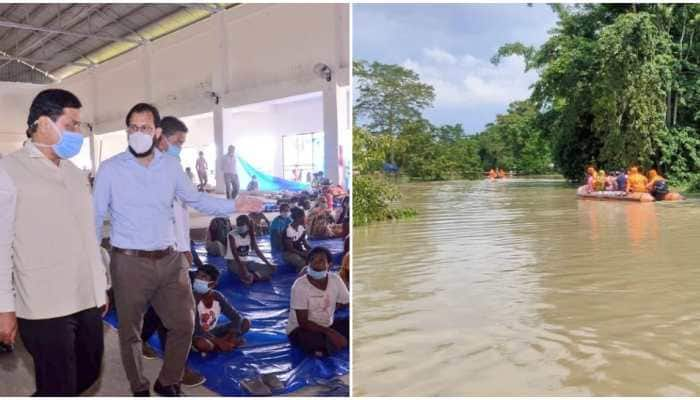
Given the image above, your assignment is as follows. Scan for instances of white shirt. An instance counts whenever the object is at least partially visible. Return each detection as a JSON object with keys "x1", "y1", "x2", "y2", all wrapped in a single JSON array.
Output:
[
  {"x1": 223, "y1": 154, "x2": 237, "y2": 175},
  {"x1": 286, "y1": 224, "x2": 306, "y2": 242},
  {"x1": 224, "y1": 230, "x2": 258, "y2": 262},
  {"x1": 287, "y1": 273, "x2": 349, "y2": 334},
  {"x1": 172, "y1": 198, "x2": 190, "y2": 252},
  {"x1": 0, "y1": 142, "x2": 108, "y2": 319}
]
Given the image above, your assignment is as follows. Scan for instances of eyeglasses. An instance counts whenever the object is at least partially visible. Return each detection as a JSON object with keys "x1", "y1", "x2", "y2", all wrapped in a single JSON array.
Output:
[{"x1": 127, "y1": 125, "x2": 155, "y2": 134}]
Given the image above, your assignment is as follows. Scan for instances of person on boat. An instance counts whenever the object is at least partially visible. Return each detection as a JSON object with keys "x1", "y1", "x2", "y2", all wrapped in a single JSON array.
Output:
[
  {"x1": 585, "y1": 167, "x2": 597, "y2": 192},
  {"x1": 605, "y1": 171, "x2": 617, "y2": 191},
  {"x1": 488, "y1": 169, "x2": 497, "y2": 179},
  {"x1": 625, "y1": 167, "x2": 648, "y2": 193},
  {"x1": 646, "y1": 169, "x2": 670, "y2": 201},
  {"x1": 497, "y1": 168, "x2": 506, "y2": 179},
  {"x1": 616, "y1": 169, "x2": 628, "y2": 192},
  {"x1": 593, "y1": 170, "x2": 607, "y2": 191}
]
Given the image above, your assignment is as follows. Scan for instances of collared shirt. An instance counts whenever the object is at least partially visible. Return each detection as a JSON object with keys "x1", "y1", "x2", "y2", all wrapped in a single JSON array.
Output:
[
  {"x1": 223, "y1": 154, "x2": 236, "y2": 175},
  {"x1": 173, "y1": 199, "x2": 190, "y2": 252},
  {"x1": 0, "y1": 142, "x2": 108, "y2": 319},
  {"x1": 94, "y1": 149, "x2": 235, "y2": 251}
]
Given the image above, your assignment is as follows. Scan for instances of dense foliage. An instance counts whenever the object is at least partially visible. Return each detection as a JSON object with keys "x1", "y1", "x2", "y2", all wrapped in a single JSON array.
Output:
[{"x1": 494, "y1": 4, "x2": 700, "y2": 182}]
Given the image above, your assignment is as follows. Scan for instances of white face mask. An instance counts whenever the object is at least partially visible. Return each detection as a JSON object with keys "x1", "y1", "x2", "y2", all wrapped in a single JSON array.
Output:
[{"x1": 128, "y1": 132, "x2": 154, "y2": 154}]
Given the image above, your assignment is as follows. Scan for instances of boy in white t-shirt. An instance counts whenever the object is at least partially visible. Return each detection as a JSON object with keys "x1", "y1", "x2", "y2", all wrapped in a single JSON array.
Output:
[
  {"x1": 282, "y1": 207, "x2": 312, "y2": 272},
  {"x1": 287, "y1": 247, "x2": 349, "y2": 356},
  {"x1": 225, "y1": 215, "x2": 275, "y2": 285}
]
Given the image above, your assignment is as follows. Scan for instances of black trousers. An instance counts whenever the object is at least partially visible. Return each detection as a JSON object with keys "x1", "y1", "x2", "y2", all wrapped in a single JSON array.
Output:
[
  {"x1": 289, "y1": 317, "x2": 349, "y2": 356},
  {"x1": 18, "y1": 307, "x2": 104, "y2": 396}
]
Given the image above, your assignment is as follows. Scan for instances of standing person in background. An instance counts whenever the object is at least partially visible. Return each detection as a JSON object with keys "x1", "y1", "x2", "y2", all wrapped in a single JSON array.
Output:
[
  {"x1": 196, "y1": 151, "x2": 208, "y2": 192},
  {"x1": 223, "y1": 145, "x2": 239, "y2": 199},
  {"x1": 0, "y1": 89, "x2": 109, "y2": 395}
]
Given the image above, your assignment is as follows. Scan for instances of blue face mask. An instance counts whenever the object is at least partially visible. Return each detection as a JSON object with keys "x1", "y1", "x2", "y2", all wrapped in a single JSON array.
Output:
[
  {"x1": 35, "y1": 120, "x2": 84, "y2": 159},
  {"x1": 307, "y1": 267, "x2": 328, "y2": 280},
  {"x1": 193, "y1": 279, "x2": 210, "y2": 294},
  {"x1": 166, "y1": 143, "x2": 182, "y2": 159}
]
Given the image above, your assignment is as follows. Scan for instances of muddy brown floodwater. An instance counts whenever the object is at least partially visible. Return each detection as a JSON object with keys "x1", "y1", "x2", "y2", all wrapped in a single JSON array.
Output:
[{"x1": 353, "y1": 178, "x2": 700, "y2": 396}]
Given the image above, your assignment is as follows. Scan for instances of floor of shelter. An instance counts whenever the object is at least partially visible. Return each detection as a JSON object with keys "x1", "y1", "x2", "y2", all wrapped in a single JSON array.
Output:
[{"x1": 1, "y1": 193, "x2": 349, "y2": 396}]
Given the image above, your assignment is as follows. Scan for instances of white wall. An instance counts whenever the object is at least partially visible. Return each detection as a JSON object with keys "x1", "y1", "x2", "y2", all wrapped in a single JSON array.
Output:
[
  {"x1": 227, "y1": 93, "x2": 323, "y2": 180},
  {"x1": 173, "y1": 93, "x2": 324, "y2": 185},
  {"x1": 0, "y1": 82, "x2": 43, "y2": 154}
]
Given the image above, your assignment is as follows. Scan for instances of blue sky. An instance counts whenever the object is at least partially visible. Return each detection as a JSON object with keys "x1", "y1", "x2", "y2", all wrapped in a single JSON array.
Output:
[{"x1": 353, "y1": 4, "x2": 560, "y2": 134}]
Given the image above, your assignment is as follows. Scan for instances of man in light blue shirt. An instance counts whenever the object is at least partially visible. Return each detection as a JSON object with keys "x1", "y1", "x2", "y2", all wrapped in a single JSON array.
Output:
[{"x1": 93, "y1": 103, "x2": 260, "y2": 396}]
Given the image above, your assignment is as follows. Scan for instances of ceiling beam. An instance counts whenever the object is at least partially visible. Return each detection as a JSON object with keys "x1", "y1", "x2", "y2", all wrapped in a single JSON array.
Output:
[
  {"x1": 0, "y1": 49, "x2": 57, "y2": 81},
  {"x1": 0, "y1": 53, "x2": 91, "y2": 67},
  {"x1": 0, "y1": 19, "x2": 143, "y2": 45}
]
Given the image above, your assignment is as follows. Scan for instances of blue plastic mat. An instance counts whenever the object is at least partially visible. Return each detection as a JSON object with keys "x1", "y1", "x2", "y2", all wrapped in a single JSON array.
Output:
[{"x1": 104, "y1": 237, "x2": 348, "y2": 396}]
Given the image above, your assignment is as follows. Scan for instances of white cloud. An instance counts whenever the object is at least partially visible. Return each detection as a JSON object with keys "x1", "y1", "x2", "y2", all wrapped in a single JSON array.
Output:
[
  {"x1": 423, "y1": 48, "x2": 457, "y2": 65},
  {"x1": 401, "y1": 47, "x2": 538, "y2": 109}
]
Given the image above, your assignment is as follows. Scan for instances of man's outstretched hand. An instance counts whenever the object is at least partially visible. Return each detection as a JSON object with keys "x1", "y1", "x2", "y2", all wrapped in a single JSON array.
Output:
[{"x1": 0, "y1": 312, "x2": 17, "y2": 345}]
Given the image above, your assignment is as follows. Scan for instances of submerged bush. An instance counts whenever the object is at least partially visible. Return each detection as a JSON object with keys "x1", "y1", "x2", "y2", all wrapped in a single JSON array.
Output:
[{"x1": 352, "y1": 174, "x2": 416, "y2": 226}]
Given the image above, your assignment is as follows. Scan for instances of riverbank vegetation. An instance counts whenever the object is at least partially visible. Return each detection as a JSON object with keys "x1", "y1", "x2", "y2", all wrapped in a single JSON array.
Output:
[{"x1": 353, "y1": 4, "x2": 700, "y2": 224}]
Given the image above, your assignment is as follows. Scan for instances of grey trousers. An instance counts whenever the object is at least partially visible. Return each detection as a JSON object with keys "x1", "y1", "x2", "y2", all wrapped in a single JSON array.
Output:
[
  {"x1": 227, "y1": 259, "x2": 276, "y2": 281},
  {"x1": 224, "y1": 173, "x2": 239, "y2": 199},
  {"x1": 110, "y1": 250, "x2": 195, "y2": 393}
]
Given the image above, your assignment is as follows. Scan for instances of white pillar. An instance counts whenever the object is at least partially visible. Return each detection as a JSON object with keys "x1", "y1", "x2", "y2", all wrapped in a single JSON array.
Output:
[
  {"x1": 211, "y1": 12, "x2": 230, "y2": 194},
  {"x1": 323, "y1": 83, "x2": 341, "y2": 185},
  {"x1": 213, "y1": 104, "x2": 225, "y2": 194}
]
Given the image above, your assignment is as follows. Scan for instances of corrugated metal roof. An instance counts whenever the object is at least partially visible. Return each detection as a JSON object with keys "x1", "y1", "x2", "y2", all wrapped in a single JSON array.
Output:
[{"x1": 0, "y1": 3, "x2": 236, "y2": 84}]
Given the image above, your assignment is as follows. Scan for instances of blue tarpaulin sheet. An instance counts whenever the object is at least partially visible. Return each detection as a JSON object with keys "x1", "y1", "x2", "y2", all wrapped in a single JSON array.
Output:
[
  {"x1": 238, "y1": 156, "x2": 311, "y2": 193},
  {"x1": 104, "y1": 237, "x2": 348, "y2": 396}
]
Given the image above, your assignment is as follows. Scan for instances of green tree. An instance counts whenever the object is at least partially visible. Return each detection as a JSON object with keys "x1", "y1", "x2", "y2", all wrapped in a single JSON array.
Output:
[{"x1": 353, "y1": 60, "x2": 436, "y2": 137}]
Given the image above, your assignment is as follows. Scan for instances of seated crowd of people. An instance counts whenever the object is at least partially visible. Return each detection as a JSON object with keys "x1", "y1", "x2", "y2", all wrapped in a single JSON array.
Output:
[
  {"x1": 584, "y1": 166, "x2": 670, "y2": 200},
  {"x1": 151, "y1": 188, "x2": 351, "y2": 387}
]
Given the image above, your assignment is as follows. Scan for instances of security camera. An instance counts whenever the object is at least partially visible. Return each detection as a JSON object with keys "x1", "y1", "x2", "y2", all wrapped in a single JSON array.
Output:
[{"x1": 313, "y1": 63, "x2": 332, "y2": 82}]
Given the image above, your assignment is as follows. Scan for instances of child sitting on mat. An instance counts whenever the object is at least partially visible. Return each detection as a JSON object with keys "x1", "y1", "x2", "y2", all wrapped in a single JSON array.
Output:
[
  {"x1": 283, "y1": 207, "x2": 312, "y2": 272},
  {"x1": 192, "y1": 264, "x2": 251, "y2": 354},
  {"x1": 225, "y1": 215, "x2": 276, "y2": 285},
  {"x1": 287, "y1": 247, "x2": 349, "y2": 357}
]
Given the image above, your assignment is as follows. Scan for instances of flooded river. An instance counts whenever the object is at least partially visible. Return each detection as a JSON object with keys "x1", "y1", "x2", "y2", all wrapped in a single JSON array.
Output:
[{"x1": 353, "y1": 178, "x2": 700, "y2": 395}]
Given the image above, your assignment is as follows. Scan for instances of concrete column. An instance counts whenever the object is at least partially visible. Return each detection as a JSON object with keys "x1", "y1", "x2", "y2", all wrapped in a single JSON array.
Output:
[
  {"x1": 211, "y1": 12, "x2": 230, "y2": 194},
  {"x1": 213, "y1": 104, "x2": 225, "y2": 194},
  {"x1": 322, "y1": 83, "x2": 341, "y2": 185}
]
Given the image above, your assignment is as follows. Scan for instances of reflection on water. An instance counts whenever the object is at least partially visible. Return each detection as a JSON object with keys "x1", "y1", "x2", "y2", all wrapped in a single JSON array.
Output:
[{"x1": 353, "y1": 178, "x2": 700, "y2": 396}]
